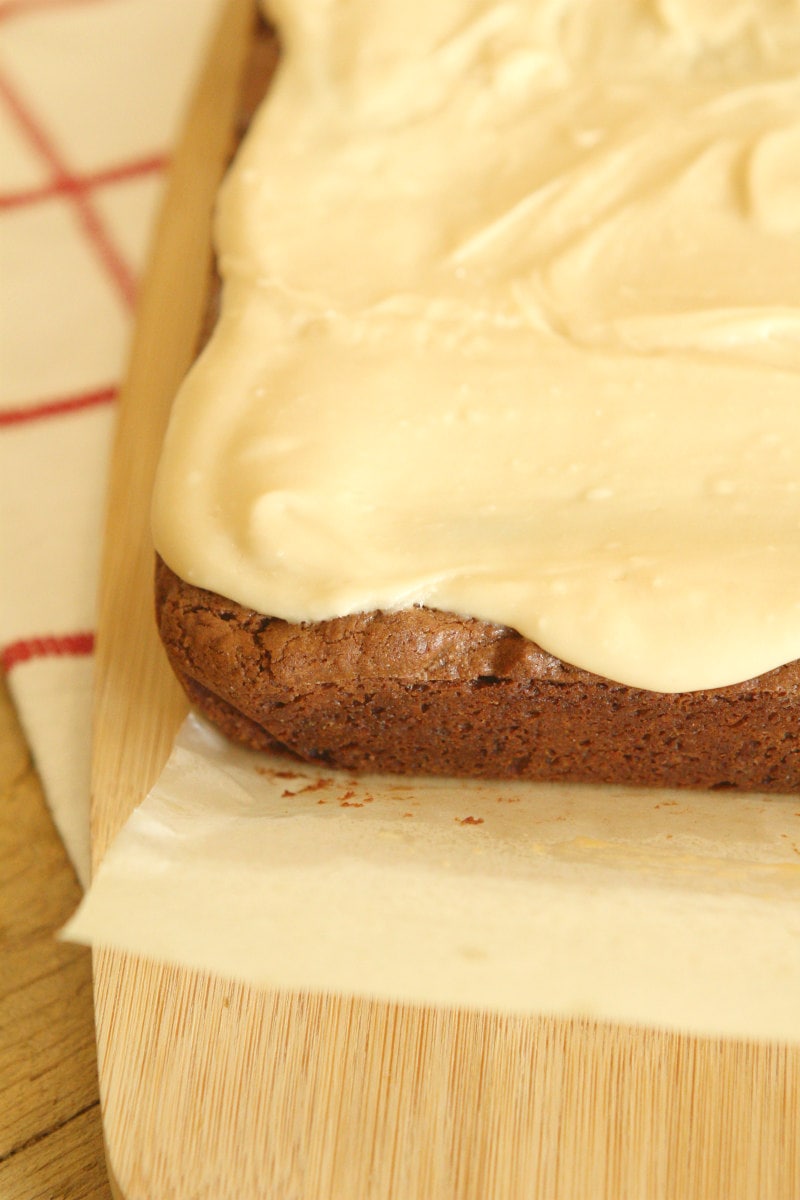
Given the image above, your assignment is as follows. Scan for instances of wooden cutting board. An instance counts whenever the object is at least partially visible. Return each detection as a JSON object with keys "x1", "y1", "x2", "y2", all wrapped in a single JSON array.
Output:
[{"x1": 90, "y1": 3, "x2": 800, "y2": 1196}]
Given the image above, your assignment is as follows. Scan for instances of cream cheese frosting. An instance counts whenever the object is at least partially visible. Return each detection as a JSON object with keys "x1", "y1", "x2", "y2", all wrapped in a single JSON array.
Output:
[{"x1": 152, "y1": 0, "x2": 800, "y2": 692}]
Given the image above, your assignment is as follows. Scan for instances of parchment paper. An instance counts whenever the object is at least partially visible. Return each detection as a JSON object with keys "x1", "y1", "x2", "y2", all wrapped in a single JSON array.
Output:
[{"x1": 64, "y1": 714, "x2": 800, "y2": 1042}]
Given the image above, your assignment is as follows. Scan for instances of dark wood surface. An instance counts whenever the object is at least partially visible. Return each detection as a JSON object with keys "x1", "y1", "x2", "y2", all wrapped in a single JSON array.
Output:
[{"x1": 0, "y1": 674, "x2": 111, "y2": 1200}]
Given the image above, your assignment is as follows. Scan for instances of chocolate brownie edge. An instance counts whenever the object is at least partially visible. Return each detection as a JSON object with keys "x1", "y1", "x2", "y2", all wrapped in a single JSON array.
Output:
[{"x1": 155, "y1": 558, "x2": 800, "y2": 793}]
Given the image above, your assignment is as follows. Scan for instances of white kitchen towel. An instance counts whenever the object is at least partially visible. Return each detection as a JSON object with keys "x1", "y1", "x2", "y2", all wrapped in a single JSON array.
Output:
[{"x1": 0, "y1": 0, "x2": 223, "y2": 886}]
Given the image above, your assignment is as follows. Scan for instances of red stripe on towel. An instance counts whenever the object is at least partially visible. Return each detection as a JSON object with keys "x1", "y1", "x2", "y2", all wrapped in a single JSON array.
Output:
[
  {"x1": 0, "y1": 384, "x2": 117, "y2": 426},
  {"x1": 2, "y1": 632, "x2": 95, "y2": 673},
  {"x1": 0, "y1": 69, "x2": 137, "y2": 308},
  {"x1": 0, "y1": 0, "x2": 106, "y2": 24},
  {"x1": 0, "y1": 152, "x2": 169, "y2": 211}
]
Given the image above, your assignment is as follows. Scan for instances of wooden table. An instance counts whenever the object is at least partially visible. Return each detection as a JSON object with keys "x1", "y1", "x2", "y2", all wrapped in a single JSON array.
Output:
[{"x1": 0, "y1": 674, "x2": 110, "y2": 1200}]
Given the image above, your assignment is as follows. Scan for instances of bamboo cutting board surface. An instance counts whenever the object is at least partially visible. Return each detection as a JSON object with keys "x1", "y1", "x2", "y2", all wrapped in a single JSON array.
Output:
[{"x1": 90, "y1": 3, "x2": 800, "y2": 1197}]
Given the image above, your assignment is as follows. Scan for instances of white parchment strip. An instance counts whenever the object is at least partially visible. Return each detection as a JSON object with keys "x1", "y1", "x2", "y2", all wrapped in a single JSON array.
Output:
[{"x1": 64, "y1": 714, "x2": 800, "y2": 1042}]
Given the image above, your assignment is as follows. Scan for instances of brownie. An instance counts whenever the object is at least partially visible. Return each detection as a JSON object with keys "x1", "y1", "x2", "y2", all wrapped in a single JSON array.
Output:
[
  {"x1": 153, "y1": 17, "x2": 799, "y2": 795},
  {"x1": 156, "y1": 558, "x2": 800, "y2": 792}
]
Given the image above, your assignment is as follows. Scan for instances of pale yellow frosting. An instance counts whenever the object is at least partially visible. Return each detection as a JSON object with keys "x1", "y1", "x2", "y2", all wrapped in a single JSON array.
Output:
[{"x1": 152, "y1": 0, "x2": 800, "y2": 692}]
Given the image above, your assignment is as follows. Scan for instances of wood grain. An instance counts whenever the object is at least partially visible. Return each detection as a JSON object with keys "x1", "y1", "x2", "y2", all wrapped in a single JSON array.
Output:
[
  {"x1": 0, "y1": 676, "x2": 111, "y2": 1199},
  {"x1": 89, "y1": 2, "x2": 800, "y2": 1197}
]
